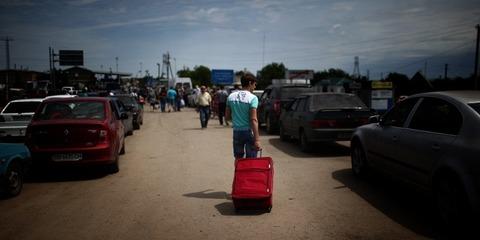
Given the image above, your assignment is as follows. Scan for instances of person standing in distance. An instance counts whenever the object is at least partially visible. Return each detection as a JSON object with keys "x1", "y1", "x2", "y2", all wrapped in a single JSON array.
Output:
[
  {"x1": 196, "y1": 86, "x2": 212, "y2": 129},
  {"x1": 225, "y1": 73, "x2": 261, "y2": 159}
]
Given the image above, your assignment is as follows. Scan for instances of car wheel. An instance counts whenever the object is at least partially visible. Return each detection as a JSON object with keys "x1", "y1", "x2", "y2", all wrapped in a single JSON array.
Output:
[
  {"x1": 133, "y1": 122, "x2": 140, "y2": 130},
  {"x1": 299, "y1": 130, "x2": 311, "y2": 152},
  {"x1": 435, "y1": 175, "x2": 471, "y2": 234},
  {"x1": 351, "y1": 143, "x2": 368, "y2": 177},
  {"x1": 279, "y1": 123, "x2": 289, "y2": 141},
  {"x1": 106, "y1": 155, "x2": 119, "y2": 174},
  {"x1": 266, "y1": 115, "x2": 276, "y2": 134},
  {"x1": 120, "y1": 139, "x2": 125, "y2": 155},
  {"x1": 1, "y1": 160, "x2": 24, "y2": 197}
]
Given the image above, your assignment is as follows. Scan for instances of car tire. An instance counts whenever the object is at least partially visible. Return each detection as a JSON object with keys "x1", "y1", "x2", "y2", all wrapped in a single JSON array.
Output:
[
  {"x1": 434, "y1": 175, "x2": 472, "y2": 235},
  {"x1": 266, "y1": 114, "x2": 276, "y2": 134},
  {"x1": 120, "y1": 139, "x2": 125, "y2": 155},
  {"x1": 0, "y1": 160, "x2": 24, "y2": 197},
  {"x1": 351, "y1": 143, "x2": 368, "y2": 177},
  {"x1": 279, "y1": 123, "x2": 289, "y2": 141},
  {"x1": 299, "y1": 130, "x2": 311, "y2": 152},
  {"x1": 106, "y1": 156, "x2": 119, "y2": 174},
  {"x1": 133, "y1": 122, "x2": 140, "y2": 130}
]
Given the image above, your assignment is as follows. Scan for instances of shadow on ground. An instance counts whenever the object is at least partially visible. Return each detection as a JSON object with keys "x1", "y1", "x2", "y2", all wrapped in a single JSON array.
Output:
[
  {"x1": 183, "y1": 189, "x2": 270, "y2": 216},
  {"x1": 268, "y1": 138, "x2": 350, "y2": 158},
  {"x1": 331, "y1": 168, "x2": 446, "y2": 239},
  {"x1": 26, "y1": 166, "x2": 108, "y2": 183}
]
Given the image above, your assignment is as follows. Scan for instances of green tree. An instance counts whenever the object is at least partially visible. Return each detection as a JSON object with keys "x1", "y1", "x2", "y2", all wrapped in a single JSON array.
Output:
[
  {"x1": 193, "y1": 65, "x2": 211, "y2": 87},
  {"x1": 312, "y1": 68, "x2": 351, "y2": 85},
  {"x1": 177, "y1": 67, "x2": 193, "y2": 78},
  {"x1": 259, "y1": 62, "x2": 286, "y2": 89}
]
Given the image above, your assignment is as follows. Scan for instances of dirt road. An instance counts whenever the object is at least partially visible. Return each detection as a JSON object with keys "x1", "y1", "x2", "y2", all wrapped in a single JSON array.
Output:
[{"x1": 0, "y1": 108, "x2": 437, "y2": 239}]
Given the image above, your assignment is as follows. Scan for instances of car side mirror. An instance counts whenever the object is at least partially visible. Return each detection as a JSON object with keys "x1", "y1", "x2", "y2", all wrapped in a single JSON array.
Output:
[
  {"x1": 368, "y1": 115, "x2": 380, "y2": 124},
  {"x1": 120, "y1": 112, "x2": 129, "y2": 120}
]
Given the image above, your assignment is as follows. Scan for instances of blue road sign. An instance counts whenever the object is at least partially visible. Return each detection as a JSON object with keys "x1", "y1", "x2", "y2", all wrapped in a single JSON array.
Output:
[{"x1": 211, "y1": 69, "x2": 234, "y2": 85}]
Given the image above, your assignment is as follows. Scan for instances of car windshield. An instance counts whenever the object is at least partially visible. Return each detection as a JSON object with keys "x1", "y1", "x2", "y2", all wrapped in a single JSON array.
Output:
[
  {"x1": 117, "y1": 96, "x2": 136, "y2": 105},
  {"x1": 280, "y1": 87, "x2": 313, "y2": 99},
  {"x1": 468, "y1": 103, "x2": 480, "y2": 115},
  {"x1": 2, "y1": 101, "x2": 41, "y2": 113},
  {"x1": 309, "y1": 94, "x2": 367, "y2": 111},
  {"x1": 36, "y1": 101, "x2": 105, "y2": 120}
]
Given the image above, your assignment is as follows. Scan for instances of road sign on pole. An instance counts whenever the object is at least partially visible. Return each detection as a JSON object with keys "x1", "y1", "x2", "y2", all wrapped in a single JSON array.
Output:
[{"x1": 211, "y1": 69, "x2": 234, "y2": 85}]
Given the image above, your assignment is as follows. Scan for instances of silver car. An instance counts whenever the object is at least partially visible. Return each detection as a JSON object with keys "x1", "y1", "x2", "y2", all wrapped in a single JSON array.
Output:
[{"x1": 350, "y1": 91, "x2": 480, "y2": 233}]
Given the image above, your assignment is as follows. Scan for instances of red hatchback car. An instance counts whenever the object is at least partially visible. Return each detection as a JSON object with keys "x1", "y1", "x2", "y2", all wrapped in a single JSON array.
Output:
[{"x1": 25, "y1": 97, "x2": 126, "y2": 173}]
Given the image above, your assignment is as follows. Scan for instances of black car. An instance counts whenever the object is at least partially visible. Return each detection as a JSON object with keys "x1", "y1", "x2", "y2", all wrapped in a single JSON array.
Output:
[
  {"x1": 279, "y1": 92, "x2": 374, "y2": 152},
  {"x1": 257, "y1": 84, "x2": 314, "y2": 134},
  {"x1": 112, "y1": 94, "x2": 143, "y2": 130},
  {"x1": 109, "y1": 97, "x2": 134, "y2": 136}
]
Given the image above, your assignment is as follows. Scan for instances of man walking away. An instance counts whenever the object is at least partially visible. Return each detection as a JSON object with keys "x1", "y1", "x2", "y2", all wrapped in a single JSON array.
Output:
[
  {"x1": 216, "y1": 85, "x2": 229, "y2": 125},
  {"x1": 226, "y1": 73, "x2": 261, "y2": 159},
  {"x1": 166, "y1": 87, "x2": 177, "y2": 113},
  {"x1": 196, "y1": 86, "x2": 212, "y2": 129}
]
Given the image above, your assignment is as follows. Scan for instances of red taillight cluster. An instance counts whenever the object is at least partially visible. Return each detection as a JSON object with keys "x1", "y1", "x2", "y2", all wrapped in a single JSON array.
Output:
[
  {"x1": 310, "y1": 119, "x2": 339, "y2": 128},
  {"x1": 273, "y1": 100, "x2": 281, "y2": 115}
]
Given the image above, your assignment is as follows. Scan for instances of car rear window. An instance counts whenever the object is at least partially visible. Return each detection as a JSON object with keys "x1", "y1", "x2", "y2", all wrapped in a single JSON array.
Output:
[
  {"x1": 2, "y1": 101, "x2": 41, "y2": 113},
  {"x1": 279, "y1": 87, "x2": 313, "y2": 99},
  {"x1": 117, "y1": 96, "x2": 136, "y2": 105},
  {"x1": 309, "y1": 94, "x2": 367, "y2": 111},
  {"x1": 469, "y1": 103, "x2": 480, "y2": 115},
  {"x1": 36, "y1": 101, "x2": 105, "y2": 120}
]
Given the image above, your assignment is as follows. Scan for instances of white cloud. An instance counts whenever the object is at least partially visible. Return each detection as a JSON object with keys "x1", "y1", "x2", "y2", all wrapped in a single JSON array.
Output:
[
  {"x1": 109, "y1": 7, "x2": 127, "y2": 14},
  {"x1": 68, "y1": 0, "x2": 100, "y2": 6},
  {"x1": 332, "y1": 2, "x2": 354, "y2": 12},
  {"x1": 183, "y1": 7, "x2": 229, "y2": 24},
  {"x1": 402, "y1": 7, "x2": 425, "y2": 14}
]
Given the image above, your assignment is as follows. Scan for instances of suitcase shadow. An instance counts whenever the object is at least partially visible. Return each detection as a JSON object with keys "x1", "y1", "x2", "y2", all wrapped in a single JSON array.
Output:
[
  {"x1": 214, "y1": 202, "x2": 270, "y2": 216},
  {"x1": 183, "y1": 189, "x2": 231, "y2": 199}
]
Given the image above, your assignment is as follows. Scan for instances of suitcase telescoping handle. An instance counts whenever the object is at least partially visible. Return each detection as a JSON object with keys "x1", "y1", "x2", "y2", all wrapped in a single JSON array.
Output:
[{"x1": 257, "y1": 149, "x2": 262, "y2": 157}]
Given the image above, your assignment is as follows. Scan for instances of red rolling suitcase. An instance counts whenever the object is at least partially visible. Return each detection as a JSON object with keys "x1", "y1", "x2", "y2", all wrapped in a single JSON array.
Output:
[{"x1": 232, "y1": 155, "x2": 273, "y2": 212}]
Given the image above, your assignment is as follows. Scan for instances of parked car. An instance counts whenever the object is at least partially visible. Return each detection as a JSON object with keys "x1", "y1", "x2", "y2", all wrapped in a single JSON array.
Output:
[
  {"x1": 350, "y1": 91, "x2": 480, "y2": 233},
  {"x1": 111, "y1": 94, "x2": 143, "y2": 130},
  {"x1": 0, "y1": 143, "x2": 31, "y2": 197},
  {"x1": 25, "y1": 97, "x2": 126, "y2": 173},
  {"x1": 279, "y1": 92, "x2": 373, "y2": 151},
  {"x1": 0, "y1": 98, "x2": 44, "y2": 142},
  {"x1": 108, "y1": 97, "x2": 134, "y2": 136},
  {"x1": 257, "y1": 84, "x2": 314, "y2": 134}
]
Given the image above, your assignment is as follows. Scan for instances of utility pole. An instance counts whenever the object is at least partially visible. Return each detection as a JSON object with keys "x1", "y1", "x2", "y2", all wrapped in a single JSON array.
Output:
[
  {"x1": 474, "y1": 24, "x2": 479, "y2": 89},
  {"x1": 3, "y1": 36, "x2": 13, "y2": 102},
  {"x1": 444, "y1": 64, "x2": 449, "y2": 79},
  {"x1": 157, "y1": 63, "x2": 160, "y2": 79},
  {"x1": 262, "y1": 32, "x2": 265, "y2": 69},
  {"x1": 115, "y1": 57, "x2": 119, "y2": 73}
]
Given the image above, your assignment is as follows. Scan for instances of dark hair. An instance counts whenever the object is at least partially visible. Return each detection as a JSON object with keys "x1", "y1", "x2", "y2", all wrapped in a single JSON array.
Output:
[{"x1": 241, "y1": 73, "x2": 256, "y2": 87}]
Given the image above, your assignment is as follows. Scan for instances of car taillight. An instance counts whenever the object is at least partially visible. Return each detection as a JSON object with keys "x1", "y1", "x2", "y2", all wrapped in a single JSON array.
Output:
[
  {"x1": 273, "y1": 100, "x2": 281, "y2": 115},
  {"x1": 359, "y1": 118, "x2": 370, "y2": 125},
  {"x1": 310, "y1": 119, "x2": 338, "y2": 128},
  {"x1": 99, "y1": 129, "x2": 108, "y2": 143}
]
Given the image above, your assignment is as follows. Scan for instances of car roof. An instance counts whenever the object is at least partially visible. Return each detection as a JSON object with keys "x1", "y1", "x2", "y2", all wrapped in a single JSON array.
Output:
[
  {"x1": 412, "y1": 91, "x2": 480, "y2": 104},
  {"x1": 42, "y1": 97, "x2": 109, "y2": 103},
  {"x1": 297, "y1": 92, "x2": 355, "y2": 97},
  {"x1": 8, "y1": 98, "x2": 44, "y2": 103}
]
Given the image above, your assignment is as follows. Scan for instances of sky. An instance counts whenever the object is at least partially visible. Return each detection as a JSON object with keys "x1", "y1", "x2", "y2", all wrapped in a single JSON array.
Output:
[{"x1": 1, "y1": 0, "x2": 480, "y2": 80}]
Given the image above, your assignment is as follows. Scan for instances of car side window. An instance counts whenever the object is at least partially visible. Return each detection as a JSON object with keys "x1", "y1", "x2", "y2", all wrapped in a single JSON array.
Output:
[
  {"x1": 290, "y1": 99, "x2": 299, "y2": 111},
  {"x1": 382, "y1": 98, "x2": 418, "y2": 127},
  {"x1": 408, "y1": 97, "x2": 462, "y2": 135},
  {"x1": 110, "y1": 100, "x2": 120, "y2": 120},
  {"x1": 260, "y1": 90, "x2": 270, "y2": 101},
  {"x1": 297, "y1": 98, "x2": 307, "y2": 112}
]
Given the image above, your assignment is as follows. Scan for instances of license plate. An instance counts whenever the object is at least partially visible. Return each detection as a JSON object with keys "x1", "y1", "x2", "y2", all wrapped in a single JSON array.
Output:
[{"x1": 52, "y1": 153, "x2": 83, "y2": 162}]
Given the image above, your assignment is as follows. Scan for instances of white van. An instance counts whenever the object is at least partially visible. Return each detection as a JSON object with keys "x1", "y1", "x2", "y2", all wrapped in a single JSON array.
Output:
[{"x1": 172, "y1": 77, "x2": 192, "y2": 90}]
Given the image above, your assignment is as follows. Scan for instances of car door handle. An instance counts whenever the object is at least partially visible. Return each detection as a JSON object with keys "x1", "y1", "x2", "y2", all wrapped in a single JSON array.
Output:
[{"x1": 432, "y1": 144, "x2": 440, "y2": 151}]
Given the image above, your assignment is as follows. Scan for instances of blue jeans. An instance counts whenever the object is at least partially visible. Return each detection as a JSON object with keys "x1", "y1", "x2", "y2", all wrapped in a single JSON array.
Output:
[
  {"x1": 233, "y1": 129, "x2": 258, "y2": 159},
  {"x1": 199, "y1": 106, "x2": 210, "y2": 128}
]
